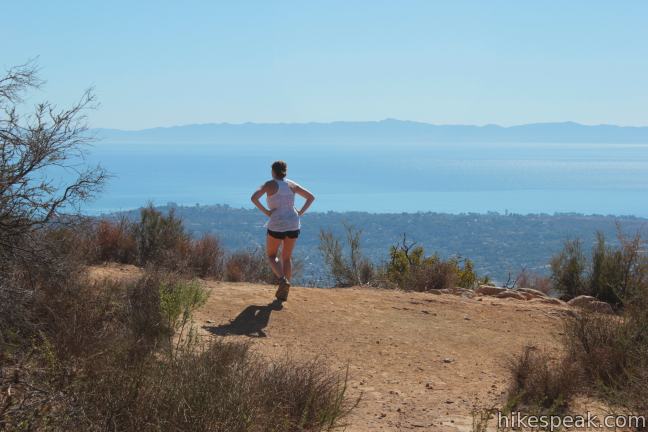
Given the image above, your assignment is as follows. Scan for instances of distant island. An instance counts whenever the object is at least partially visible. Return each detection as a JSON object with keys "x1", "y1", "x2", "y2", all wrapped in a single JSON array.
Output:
[{"x1": 95, "y1": 119, "x2": 648, "y2": 144}]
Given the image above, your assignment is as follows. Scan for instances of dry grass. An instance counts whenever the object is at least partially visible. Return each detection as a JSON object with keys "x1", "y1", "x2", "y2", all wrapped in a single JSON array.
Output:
[{"x1": 1, "y1": 238, "x2": 353, "y2": 431}]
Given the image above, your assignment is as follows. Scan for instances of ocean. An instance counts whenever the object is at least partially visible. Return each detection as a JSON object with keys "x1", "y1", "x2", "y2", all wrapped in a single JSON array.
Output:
[{"x1": 83, "y1": 141, "x2": 648, "y2": 217}]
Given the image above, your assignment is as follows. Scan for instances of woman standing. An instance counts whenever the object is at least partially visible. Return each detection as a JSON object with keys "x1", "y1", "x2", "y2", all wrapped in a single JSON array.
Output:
[{"x1": 251, "y1": 161, "x2": 315, "y2": 301}]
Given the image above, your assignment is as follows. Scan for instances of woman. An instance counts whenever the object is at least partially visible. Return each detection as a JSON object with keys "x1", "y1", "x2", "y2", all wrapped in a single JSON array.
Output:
[{"x1": 250, "y1": 160, "x2": 315, "y2": 301}]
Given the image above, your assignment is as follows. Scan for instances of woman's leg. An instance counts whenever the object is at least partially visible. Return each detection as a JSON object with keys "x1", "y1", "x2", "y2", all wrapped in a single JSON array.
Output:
[
  {"x1": 266, "y1": 234, "x2": 285, "y2": 278},
  {"x1": 281, "y1": 237, "x2": 297, "y2": 281}
]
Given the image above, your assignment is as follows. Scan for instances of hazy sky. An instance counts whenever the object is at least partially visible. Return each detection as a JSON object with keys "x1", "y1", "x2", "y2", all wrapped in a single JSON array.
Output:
[{"x1": 3, "y1": 1, "x2": 648, "y2": 129}]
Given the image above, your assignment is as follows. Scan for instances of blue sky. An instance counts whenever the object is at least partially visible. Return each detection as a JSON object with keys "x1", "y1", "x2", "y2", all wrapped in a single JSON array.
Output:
[{"x1": 3, "y1": 1, "x2": 648, "y2": 129}]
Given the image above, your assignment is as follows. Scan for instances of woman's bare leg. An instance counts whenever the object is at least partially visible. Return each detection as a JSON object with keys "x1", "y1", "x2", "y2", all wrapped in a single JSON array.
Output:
[
  {"x1": 281, "y1": 237, "x2": 297, "y2": 281},
  {"x1": 266, "y1": 234, "x2": 285, "y2": 278}
]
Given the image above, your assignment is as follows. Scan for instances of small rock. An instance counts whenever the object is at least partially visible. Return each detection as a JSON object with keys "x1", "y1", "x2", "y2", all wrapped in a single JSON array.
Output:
[
  {"x1": 443, "y1": 357, "x2": 455, "y2": 363},
  {"x1": 495, "y1": 290, "x2": 527, "y2": 301},
  {"x1": 532, "y1": 297, "x2": 566, "y2": 306},
  {"x1": 476, "y1": 285, "x2": 507, "y2": 296}
]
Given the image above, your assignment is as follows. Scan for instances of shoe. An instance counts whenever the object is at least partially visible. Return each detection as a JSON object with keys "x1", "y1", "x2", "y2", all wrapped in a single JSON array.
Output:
[{"x1": 275, "y1": 277, "x2": 290, "y2": 301}]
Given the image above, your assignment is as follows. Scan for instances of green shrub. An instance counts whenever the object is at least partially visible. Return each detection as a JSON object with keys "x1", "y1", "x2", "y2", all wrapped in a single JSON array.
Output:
[
  {"x1": 159, "y1": 276, "x2": 208, "y2": 353},
  {"x1": 134, "y1": 204, "x2": 190, "y2": 268},
  {"x1": 551, "y1": 230, "x2": 648, "y2": 305},
  {"x1": 384, "y1": 236, "x2": 484, "y2": 291},
  {"x1": 319, "y1": 225, "x2": 375, "y2": 287},
  {"x1": 550, "y1": 238, "x2": 588, "y2": 299}
]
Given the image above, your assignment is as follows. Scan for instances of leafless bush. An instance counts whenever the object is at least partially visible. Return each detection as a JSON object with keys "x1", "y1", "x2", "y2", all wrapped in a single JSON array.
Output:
[
  {"x1": 0, "y1": 60, "x2": 106, "y2": 341},
  {"x1": 0, "y1": 60, "x2": 107, "y2": 264}
]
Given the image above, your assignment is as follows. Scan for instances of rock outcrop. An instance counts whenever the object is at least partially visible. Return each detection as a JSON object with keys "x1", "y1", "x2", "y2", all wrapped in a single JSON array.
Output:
[{"x1": 567, "y1": 295, "x2": 614, "y2": 314}]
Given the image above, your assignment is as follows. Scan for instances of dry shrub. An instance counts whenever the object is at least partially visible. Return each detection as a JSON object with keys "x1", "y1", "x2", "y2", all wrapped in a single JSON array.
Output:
[
  {"x1": 258, "y1": 358, "x2": 355, "y2": 430},
  {"x1": 506, "y1": 346, "x2": 580, "y2": 415},
  {"x1": 225, "y1": 249, "x2": 276, "y2": 283},
  {"x1": 95, "y1": 217, "x2": 137, "y2": 263},
  {"x1": 563, "y1": 300, "x2": 648, "y2": 420},
  {"x1": 70, "y1": 209, "x2": 226, "y2": 279},
  {"x1": 73, "y1": 341, "x2": 353, "y2": 432},
  {"x1": 34, "y1": 276, "x2": 129, "y2": 362},
  {"x1": 319, "y1": 225, "x2": 375, "y2": 287},
  {"x1": 409, "y1": 259, "x2": 458, "y2": 291},
  {"x1": 2, "y1": 265, "x2": 353, "y2": 431},
  {"x1": 545, "y1": 288, "x2": 648, "y2": 421},
  {"x1": 564, "y1": 312, "x2": 629, "y2": 385},
  {"x1": 187, "y1": 234, "x2": 224, "y2": 278}
]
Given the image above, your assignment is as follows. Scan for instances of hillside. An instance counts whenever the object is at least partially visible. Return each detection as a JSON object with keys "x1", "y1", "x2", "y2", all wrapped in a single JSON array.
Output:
[
  {"x1": 92, "y1": 265, "x2": 573, "y2": 432},
  {"x1": 109, "y1": 205, "x2": 648, "y2": 286}
]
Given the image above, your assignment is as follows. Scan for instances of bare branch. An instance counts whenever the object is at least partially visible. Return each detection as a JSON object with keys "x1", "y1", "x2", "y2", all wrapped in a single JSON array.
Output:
[{"x1": 0, "y1": 62, "x2": 107, "y2": 259}]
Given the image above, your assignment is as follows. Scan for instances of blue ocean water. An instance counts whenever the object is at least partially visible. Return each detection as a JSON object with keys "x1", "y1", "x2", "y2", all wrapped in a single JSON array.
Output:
[{"x1": 83, "y1": 141, "x2": 648, "y2": 217}]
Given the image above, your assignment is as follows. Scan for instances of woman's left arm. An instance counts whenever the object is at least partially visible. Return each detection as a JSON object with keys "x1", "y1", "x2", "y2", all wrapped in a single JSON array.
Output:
[{"x1": 292, "y1": 184, "x2": 315, "y2": 216}]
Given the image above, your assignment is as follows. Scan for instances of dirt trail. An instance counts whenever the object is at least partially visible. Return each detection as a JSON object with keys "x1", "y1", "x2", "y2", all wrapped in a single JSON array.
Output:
[{"x1": 90, "y1": 265, "x2": 570, "y2": 432}]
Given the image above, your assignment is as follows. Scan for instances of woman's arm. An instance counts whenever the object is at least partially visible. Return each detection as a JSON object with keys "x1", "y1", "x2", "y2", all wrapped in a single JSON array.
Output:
[
  {"x1": 293, "y1": 184, "x2": 315, "y2": 216},
  {"x1": 250, "y1": 182, "x2": 272, "y2": 217}
]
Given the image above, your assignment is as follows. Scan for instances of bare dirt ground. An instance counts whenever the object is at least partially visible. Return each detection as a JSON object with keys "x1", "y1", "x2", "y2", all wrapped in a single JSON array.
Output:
[{"x1": 90, "y1": 264, "x2": 572, "y2": 432}]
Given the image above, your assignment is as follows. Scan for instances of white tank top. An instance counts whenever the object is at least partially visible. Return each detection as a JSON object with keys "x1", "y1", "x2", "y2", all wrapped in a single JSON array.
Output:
[{"x1": 266, "y1": 178, "x2": 301, "y2": 231}]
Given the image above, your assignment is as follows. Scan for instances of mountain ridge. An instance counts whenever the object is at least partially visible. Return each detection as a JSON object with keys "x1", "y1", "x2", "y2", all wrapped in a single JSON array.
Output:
[{"x1": 94, "y1": 119, "x2": 648, "y2": 144}]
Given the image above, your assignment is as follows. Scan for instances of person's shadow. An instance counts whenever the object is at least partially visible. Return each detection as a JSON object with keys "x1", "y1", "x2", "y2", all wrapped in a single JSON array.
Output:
[{"x1": 203, "y1": 299, "x2": 283, "y2": 338}]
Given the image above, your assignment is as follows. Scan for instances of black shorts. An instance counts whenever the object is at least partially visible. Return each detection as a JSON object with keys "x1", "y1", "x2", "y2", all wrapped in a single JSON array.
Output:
[{"x1": 267, "y1": 229, "x2": 300, "y2": 239}]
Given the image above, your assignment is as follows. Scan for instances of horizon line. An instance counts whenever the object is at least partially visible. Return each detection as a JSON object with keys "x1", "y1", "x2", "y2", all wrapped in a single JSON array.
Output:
[{"x1": 94, "y1": 119, "x2": 648, "y2": 133}]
